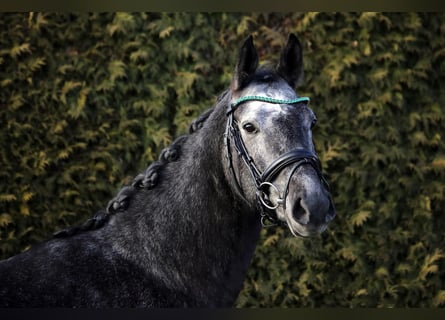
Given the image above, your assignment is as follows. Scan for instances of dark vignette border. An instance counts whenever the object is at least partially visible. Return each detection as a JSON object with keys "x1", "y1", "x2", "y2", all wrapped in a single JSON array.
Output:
[{"x1": 1, "y1": 0, "x2": 445, "y2": 12}]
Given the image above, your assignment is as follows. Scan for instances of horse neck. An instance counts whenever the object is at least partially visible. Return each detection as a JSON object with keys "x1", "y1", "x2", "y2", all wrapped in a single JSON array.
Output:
[{"x1": 107, "y1": 103, "x2": 262, "y2": 305}]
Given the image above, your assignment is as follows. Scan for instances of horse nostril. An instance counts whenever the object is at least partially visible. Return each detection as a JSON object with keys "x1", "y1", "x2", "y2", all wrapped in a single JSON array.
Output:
[
  {"x1": 291, "y1": 195, "x2": 335, "y2": 227},
  {"x1": 292, "y1": 198, "x2": 309, "y2": 225}
]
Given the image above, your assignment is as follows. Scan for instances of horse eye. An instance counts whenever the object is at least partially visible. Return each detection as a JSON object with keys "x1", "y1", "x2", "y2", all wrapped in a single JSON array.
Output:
[
  {"x1": 242, "y1": 122, "x2": 257, "y2": 133},
  {"x1": 311, "y1": 118, "x2": 318, "y2": 129}
]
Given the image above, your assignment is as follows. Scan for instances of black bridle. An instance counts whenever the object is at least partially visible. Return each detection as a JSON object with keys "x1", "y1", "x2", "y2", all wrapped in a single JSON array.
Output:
[{"x1": 224, "y1": 95, "x2": 330, "y2": 227}]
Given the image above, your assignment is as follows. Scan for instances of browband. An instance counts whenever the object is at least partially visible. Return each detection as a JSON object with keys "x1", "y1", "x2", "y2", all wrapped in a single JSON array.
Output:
[{"x1": 228, "y1": 95, "x2": 310, "y2": 113}]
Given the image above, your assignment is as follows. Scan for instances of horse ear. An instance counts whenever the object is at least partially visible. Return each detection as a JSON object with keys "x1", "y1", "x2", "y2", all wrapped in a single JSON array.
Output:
[
  {"x1": 232, "y1": 35, "x2": 259, "y2": 91},
  {"x1": 277, "y1": 34, "x2": 304, "y2": 88}
]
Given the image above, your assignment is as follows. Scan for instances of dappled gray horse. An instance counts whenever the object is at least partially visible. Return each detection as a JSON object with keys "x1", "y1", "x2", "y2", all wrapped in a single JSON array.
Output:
[{"x1": 0, "y1": 34, "x2": 335, "y2": 307}]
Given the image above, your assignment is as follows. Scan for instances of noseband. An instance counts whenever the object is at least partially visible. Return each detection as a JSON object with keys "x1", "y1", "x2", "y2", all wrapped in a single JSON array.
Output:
[{"x1": 224, "y1": 95, "x2": 330, "y2": 227}]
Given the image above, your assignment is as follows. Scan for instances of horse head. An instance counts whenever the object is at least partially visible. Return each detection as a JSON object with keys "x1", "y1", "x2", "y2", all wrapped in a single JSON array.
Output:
[{"x1": 225, "y1": 34, "x2": 336, "y2": 237}]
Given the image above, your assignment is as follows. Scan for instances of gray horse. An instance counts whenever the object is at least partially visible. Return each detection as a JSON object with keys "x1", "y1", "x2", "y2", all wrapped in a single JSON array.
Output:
[{"x1": 0, "y1": 34, "x2": 335, "y2": 307}]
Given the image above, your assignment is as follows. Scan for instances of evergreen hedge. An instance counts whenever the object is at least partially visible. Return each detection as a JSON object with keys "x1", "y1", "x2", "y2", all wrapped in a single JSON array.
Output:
[{"x1": 1, "y1": 12, "x2": 444, "y2": 307}]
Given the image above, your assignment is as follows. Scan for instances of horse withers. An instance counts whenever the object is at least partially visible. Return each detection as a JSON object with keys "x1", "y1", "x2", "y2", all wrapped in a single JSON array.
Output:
[{"x1": 0, "y1": 34, "x2": 335, "y2": 307}]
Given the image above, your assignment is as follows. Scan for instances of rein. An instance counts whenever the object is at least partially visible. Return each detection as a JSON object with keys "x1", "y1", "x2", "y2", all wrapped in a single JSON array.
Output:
[{"x1": 225, "y1": 95, "x2": 329, "y2": 227}]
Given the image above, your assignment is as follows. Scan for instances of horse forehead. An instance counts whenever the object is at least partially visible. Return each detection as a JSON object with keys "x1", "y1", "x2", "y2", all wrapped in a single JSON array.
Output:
[
  {"x1": 237, "y1": 81, "x2": 303, "y2": 121},
  {"x1": 241, "y1": 102, "x2": 290, "y2": 121}
]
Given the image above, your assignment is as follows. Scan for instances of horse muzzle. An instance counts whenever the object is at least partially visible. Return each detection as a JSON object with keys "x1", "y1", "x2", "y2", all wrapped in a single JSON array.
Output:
[{"x1": 281, "y1": 164, "x2": 336, "y2": 237}]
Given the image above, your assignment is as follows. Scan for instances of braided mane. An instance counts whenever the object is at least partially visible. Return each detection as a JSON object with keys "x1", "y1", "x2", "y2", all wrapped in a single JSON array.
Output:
[{"x1": 53, "y1": 92, "x2": 227, "y2": 238}]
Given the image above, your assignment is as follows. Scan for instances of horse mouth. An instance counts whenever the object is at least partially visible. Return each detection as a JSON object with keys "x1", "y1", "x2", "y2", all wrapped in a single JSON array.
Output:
[{"x1": 285, "y1": 217, "x2": 328, "y2": 238}]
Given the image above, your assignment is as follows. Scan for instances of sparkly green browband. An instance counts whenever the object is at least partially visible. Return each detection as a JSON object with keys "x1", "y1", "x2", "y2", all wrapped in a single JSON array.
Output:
[{"x1": 229, "y1": 95, "x2": 310, "y2": 111}]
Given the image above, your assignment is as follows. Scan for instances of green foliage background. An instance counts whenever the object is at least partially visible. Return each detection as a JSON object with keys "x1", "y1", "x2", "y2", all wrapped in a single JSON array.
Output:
[{"x1": 1, "y1": 13, "x2": 444, "y2": 307}]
